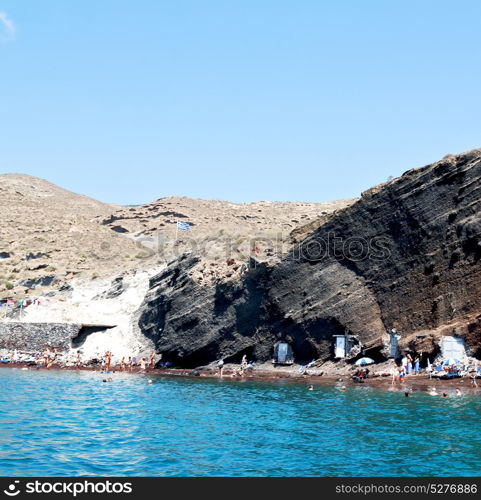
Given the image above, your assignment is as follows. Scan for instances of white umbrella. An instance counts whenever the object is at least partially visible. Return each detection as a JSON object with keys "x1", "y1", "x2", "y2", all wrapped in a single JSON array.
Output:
[
  {"x1": 443, "y1": 358, "x2": 461, "y2": 366},
  {"x1": 355, "y1": 357, "x2": 375, "y2": 366}
]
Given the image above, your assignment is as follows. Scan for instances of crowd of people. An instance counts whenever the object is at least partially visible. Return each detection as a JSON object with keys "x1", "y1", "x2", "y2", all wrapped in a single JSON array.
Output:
[
  {"x1": 2, "y1": 346, "x2": 481, "y2": 394},
  {"x1": 0, "y1": 347, "x2": 163, "y2": 373},
  {"x1": 217, "y1": 354, "x2": 255, "y2": 377},
  {"x1": 72, "y1": 350, "x2": 160, "y2": 372}
]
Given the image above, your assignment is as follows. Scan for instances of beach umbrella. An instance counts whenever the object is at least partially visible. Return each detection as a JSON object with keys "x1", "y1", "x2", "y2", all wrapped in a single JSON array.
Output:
[
  {"x1": 443, "y1": 358, "x2": 461, "y2": 366},
  {"x1": 355, "y1": 357, "x2": 375, "y2": 366}
]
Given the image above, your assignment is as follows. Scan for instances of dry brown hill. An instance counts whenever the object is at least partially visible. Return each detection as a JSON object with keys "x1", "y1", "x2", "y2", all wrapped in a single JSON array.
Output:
[
  {"x1": 96, "y1": 196, "x2": 352, "y2": 238},
  {"x1": 0, "y1": 173, "x2": 355, "y2": 298},
  {"x1": 95, "y1": 196, "x2": 355, "y2": 278},
  {"x1": 0, "y1": 174, "x2": 145, "y2": 300}
]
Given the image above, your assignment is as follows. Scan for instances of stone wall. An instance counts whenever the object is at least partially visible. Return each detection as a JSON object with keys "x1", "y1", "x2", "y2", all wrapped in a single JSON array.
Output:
[{"x1": 0, "y1": 323, "x2": 82, "y2": 353}]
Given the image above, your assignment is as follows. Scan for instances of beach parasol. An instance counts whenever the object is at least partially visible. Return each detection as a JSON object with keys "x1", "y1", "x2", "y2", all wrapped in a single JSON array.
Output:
[
  {"x1": 355, "y1": 357, "x2": 375, "y2": 366},
  {"x1": 443, "y1": 358, "x2": 461, "y2": 366}
]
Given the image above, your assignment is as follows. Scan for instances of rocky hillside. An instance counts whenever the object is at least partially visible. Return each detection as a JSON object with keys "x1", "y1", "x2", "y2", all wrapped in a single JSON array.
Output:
[
  {"x1": 95, "y1": 196, "x2": 354, "y2": 278},
  {"x1": 96, "y1": 196, "x2": 352, "y2": 240},
  {"x1": 137, "y1": 149, "x2": 481, "y2": 367},
  {"x1": 0, "y1": 173, "x2": 353, "y2": 302},
  {"x1": 0, "y1": 174, "x2": 147, "y2": 301}
]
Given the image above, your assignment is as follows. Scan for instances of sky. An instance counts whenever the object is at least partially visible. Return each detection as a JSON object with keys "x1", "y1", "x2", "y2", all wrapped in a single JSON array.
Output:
[{"x1": 0, "y1": 1, "x2": 480, "y2": 205}]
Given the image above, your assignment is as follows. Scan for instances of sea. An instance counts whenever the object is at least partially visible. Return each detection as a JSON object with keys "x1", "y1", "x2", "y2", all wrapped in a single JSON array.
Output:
[{"x1": 1, "y1": 368, "x2": 480, "y2": 477}]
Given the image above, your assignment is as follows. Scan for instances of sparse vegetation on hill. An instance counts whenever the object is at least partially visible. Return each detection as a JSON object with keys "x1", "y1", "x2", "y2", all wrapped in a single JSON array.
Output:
[{"x1": 0, "y1": 173, "x2": 354, "y2": 300}]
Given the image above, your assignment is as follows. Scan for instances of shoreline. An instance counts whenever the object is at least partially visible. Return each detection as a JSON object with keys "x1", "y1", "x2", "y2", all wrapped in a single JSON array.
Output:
[{"x1": 2, "y1": 361, "x2": 480, "y2": 394}]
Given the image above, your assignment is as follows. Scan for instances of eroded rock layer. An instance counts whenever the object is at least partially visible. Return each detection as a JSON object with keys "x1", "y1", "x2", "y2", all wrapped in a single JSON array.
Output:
[{"x1": 137, "y1": 149, "x2": 481, "y2": 366}]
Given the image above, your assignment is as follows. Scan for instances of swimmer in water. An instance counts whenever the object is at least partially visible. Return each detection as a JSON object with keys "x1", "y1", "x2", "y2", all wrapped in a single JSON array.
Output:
[
  {"x1": 148, "y1": 379, "x2": 153, "y2": 385},
  {"x1": 308, "y1": 385, "x2": 314, "y2": 391},
  {"x1": 340, "y1": 386, "x2": 346, "y2": 392},
  {"x1": 428, "y1": 387, "x2": 438, "y2": 396},
  {"x1": 455, "y1": 388, "x2": 462, "y2": 396},
  {"x1": 442, "y1": 392, "x2": 448, "y2": 398}
]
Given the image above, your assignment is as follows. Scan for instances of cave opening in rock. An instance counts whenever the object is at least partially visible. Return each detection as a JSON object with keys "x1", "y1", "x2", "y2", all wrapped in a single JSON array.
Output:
[
  {"x1": 160, "y1": 344, "x2": 220, "y2": 369},
  {"x1": 360, "y1": 345, "x2": 386, "y2": 364},
  {"x1": 224, "y1": 346, "x2": 256, "y2": 364},
  {"x1": 71, "y1": 325, "x2": 117, "y2": 349}
]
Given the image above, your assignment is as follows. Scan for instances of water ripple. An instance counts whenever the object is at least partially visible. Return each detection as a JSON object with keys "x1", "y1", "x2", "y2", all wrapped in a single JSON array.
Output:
[{"x1": 0, "y1": 370, "x2": 480, "y2": 476}]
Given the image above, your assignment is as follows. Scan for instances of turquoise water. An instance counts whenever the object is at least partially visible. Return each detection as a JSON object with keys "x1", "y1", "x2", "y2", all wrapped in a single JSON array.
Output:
[{"x1": 0, "y1": 369, "x2": 480, "y2": 477}]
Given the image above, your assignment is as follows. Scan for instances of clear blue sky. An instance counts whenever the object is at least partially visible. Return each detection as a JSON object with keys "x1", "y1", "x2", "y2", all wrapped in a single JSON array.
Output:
[{"x1": 1, "y1": 1, "x2": 480, "y2": 205}]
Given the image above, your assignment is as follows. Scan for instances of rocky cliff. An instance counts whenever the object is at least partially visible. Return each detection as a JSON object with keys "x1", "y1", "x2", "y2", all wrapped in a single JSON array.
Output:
[{"x1": 137, "y1": 149, "x2": 481, "y2": 366}]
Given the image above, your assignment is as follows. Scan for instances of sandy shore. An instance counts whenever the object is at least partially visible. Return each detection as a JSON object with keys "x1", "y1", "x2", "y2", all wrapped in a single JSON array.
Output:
[{"x1": 2, "y1": 361, "x2": 480, "y2": 395}]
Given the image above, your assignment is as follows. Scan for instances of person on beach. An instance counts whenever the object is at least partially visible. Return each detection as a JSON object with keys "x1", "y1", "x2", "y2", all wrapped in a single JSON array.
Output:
[
  {"x1": 119, "y1": 357, "x2": 126, "y2": 371},
  {"x1": 391, "y1": 365, "x2": 399, "y2": 385},
  {"x1": 469, "y1": 371, "x2": 477, "y2": 387},
  {"x1": 413, "y1": 356, "x2": 420, "y2": 374},
  {"x1": 76, "y1": 352, "x2": 82, "y2": 369},
  {"x1": 241, "y1": 354, "x2": 247, "y2": 369},
  {"x1": 128, "y1": 357, "x2": 133, "y2": 371},
  {"x1": 217, "y1": 359, "x2": 225, "y2": 377},
  {"x1": 140, "y1": 357, "x2": 147, "y2": 370},
  {"x1": 150, "y1": 351, "x2": 155, "y2": 369},
  {"x1": 406, "y1": 354, "x2": 413, "y2": 375},
  {"x1": 46, "y1": 351, "x2": 56, "y2": 370},
  {"x1": 105, "y1": 351, "x2": 112, "y2": 372}
]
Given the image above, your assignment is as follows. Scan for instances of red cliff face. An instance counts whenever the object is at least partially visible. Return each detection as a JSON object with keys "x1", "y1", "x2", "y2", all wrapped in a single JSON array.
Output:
[{"x1": 138, "y1": 149, "x2": 481, "y2": 366}]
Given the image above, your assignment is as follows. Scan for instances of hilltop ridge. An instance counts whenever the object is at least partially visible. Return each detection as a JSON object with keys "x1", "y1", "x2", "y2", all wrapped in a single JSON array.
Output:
[{"x1": 0, "y1": 174, "x2": 354, "y2": 300}]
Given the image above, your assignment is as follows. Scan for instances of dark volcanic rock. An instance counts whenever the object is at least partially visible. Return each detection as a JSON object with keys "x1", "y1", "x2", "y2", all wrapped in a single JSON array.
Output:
[
  {"x1": 25, "y1": 252, "x2": 50, "y2": 260},
  {"x1": 110, "y1": 225, "x2": 129, "y2": 233},
  {"x1": 94, "y1": 276, "x2": 126, "y2": 300},
  {"x1": 137, "y1": 149, "x2": 481, "y2": 367},
  {"x1": 18, "y1": 274, "x2": 58, "y2": 289},
  {"x1": 138, "y1": 255, "x2": 274, "y2": 367}
]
